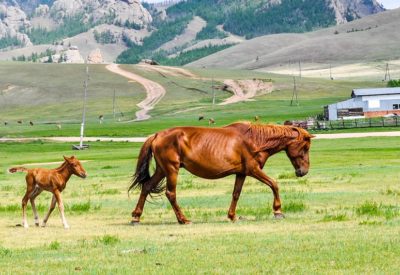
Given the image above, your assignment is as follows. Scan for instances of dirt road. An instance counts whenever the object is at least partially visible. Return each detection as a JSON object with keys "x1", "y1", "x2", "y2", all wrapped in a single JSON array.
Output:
[
  {"x1": 219, "y1": 79, "x2": 273, "y2": 105},
  {"x1": 1, "y1": 131, "x2": 399, "y2": 144},
  {"x1": 106, "y1": 64, "x2": 166, "y2": 121}
]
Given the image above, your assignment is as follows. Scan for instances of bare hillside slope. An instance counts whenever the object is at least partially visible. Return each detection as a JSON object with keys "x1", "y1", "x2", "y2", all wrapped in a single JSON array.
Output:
[{"x1": 187, "y1": 8, "x2": 400, "y2": 70}]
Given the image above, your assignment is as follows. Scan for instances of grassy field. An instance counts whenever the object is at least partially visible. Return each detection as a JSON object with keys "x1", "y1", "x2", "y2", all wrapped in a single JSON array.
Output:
[
  {"x1": 1, "y1": 137, "x2": 399, "y2": 273},
  {"x1": 1, "y1": 62, "x2": 394, "y2": 138}
]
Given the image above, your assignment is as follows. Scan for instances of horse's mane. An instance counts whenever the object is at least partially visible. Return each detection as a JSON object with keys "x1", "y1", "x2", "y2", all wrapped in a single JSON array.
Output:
[
  {"x1": 55, "y1": 160, "x2": 69, "y2": 171},
  {"x1": 228, "y1": 121, "x2": 310, "y2": 152}
]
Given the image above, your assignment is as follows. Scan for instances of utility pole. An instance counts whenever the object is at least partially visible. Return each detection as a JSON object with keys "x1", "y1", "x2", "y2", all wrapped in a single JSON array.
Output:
[
  {"x1": 212, "y1": 77, "x2": 216, "y2": 105},
  {"x1": 384, "y1": 63, "x2": 391, "y2": 81},
  {"x1": 73, "y1": 61, "x2": 89, "y2": 150},
  {"x1": 298, "y1": 60, "x2": 302, "y2": 78},
  {"x1": 113, "y1": 89, "x2": 116, "y2": 120},
  {"x1": 290, "y1": 76, "x2": 299, "y2": 106}
]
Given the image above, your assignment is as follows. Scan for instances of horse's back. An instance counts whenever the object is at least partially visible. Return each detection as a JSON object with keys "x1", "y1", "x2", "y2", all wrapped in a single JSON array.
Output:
[{"x1": 151, "y1": 126, "x2": 255, "y2": 178}]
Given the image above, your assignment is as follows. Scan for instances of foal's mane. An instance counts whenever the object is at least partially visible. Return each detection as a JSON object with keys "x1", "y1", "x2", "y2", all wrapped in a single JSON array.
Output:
[
  {"x1": 238, "y1": 122, "x2": 309, "y2": 152},
  {"x1": 55, "y1": 160, "x2": 69, "y2": 171}
]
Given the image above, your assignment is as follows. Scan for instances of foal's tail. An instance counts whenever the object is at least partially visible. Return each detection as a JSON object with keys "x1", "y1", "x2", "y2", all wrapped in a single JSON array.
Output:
[
  {"x1": 128, "y1": 134, "x2": 163, "y2": 195},
  {"x1": 8, "y1": 167, "x2": 28, "y2": 173}
]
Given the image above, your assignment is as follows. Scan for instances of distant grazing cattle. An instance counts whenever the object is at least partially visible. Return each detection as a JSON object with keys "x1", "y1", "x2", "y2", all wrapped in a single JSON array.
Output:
[
  {"x1": 17, "y1": 120, "x2": 22, "y2": 124},
  {"x1": 254, "y1": 115, "x2": 260, "y2": 122},
  {"x1": 4, "y1": 121, "x2": 8, "y2": 126},
  {"x1": 56, "y1": 124, "x2": 62, "y2": 130},
  {"x1": 208, "y1": 118, "x2": 215, "y2": 125},
  {"x1": 29, "y1": 121, "x2": 34, "y2": 126},
  {"x1": 98, "y1": 115, "x2": 104, "y2": 124},
  {"x1": 198, "y1": 116, "x2": 204, "y2": 121}
]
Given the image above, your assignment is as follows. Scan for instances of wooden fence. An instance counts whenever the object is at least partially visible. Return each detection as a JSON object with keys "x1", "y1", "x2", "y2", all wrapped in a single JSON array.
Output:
[{"x1": 310, "y1": 116, "x2": 400, "y2": 130}]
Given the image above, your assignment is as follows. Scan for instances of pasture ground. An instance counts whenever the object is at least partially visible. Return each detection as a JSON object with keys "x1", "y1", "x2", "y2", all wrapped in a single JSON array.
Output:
[
  {"x1": 1, "y1": 138, "x2": 399, "y2": 273},
  {"x1": 0, "y1": 62, "x2": 394, "y2": 138}
]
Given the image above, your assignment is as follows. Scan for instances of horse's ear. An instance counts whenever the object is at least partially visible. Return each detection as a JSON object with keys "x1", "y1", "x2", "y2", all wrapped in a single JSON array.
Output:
[
  {"x1": 63, "y1": 156, "x2": 71, "y2": 162},
  {"x1": 70, "y1": 155, "x2": 76, "y2": 159},
  {"x1": 290, "y1": 127, "x2": 300, "y2": 139},
  {"x1": 309, "y1": 134, "x2": 316, "y2": 139}
]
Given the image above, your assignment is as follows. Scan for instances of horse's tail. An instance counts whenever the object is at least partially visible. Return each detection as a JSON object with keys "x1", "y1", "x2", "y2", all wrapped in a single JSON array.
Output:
[
  {"x1": 129, "y1": 134, "x2": 163, "y2": 195},
  {"x1": 8, "y1": 167, "x2": 28, "y2": 173}
]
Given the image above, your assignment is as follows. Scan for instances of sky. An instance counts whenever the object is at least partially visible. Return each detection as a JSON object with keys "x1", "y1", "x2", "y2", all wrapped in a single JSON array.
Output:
[
  {"x1": 377, "y1": 0, "x2": 400, "y2": 9},
  {"x1": 143, "y1": 0, "x2": 400, "y2": 9}
]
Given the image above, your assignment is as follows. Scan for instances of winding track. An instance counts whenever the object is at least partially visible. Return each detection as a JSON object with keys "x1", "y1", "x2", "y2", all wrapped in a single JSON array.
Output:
[{"x1": 105, "y1": 63, "x2": 166, "y2": 121}]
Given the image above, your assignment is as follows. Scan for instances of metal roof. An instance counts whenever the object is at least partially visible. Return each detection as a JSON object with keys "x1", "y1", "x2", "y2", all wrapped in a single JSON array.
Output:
[{"x1": 352, "y1": 87, "x2": 400, "y2": 97}]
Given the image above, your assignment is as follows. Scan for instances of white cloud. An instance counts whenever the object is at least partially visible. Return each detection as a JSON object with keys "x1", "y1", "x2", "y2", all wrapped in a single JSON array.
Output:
[{"x1": 376, "y1": 0, "x2": 400, "y2": 9}]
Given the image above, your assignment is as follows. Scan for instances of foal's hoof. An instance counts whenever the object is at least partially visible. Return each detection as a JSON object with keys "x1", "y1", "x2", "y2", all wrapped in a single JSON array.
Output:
[
  {"x1": 179, "y1": 220, "x2": 192, "y2": 225},
  {"x1": 274, "y1": 213, "x2": 285, "y2": 219},
  {"x1": 130, "y1": 220, "x2": 140, "y2": 226},
  {"x1": 35, "y1": 223, "x2": 40, "y2": 227}
]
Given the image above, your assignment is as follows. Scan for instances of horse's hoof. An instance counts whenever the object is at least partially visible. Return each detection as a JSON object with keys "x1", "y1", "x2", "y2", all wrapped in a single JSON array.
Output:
[
  {"x1": 274, "y1": 213, "x2": 285, "y2": 219},
  {"x1": 179, "y1": 220, "x2": 192, "y2": 225},
  {"x1": 130, "y1": 220, "x2": 140, "y2": 226},
  {"x1": 35, "y1": 223, "x2": 40, "y2": 227}
]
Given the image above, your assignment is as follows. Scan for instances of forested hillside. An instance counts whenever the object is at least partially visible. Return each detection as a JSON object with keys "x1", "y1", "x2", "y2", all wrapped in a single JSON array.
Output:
[{"x1": 166, "y1": 0, "x2": 336, "y2": 39}]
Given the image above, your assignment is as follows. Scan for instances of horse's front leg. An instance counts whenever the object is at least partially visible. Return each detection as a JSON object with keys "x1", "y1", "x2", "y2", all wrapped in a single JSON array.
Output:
[
  {"x1": 227, "y1": 175, "x2": 246, "y2": 221},
  {"x1": 250, "y1": 167, "x2": 284, "y2": 219},
  {"x1": 53, "y1": 190, "x2": 70, "y2": 229},
  {"x1": 165, "y1": 170, "x2": 191, "y2": 224}
]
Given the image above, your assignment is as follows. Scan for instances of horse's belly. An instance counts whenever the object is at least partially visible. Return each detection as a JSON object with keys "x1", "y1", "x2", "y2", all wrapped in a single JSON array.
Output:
[{"x1": 182, "y1": 159, "x2": 240, "y2": 179}]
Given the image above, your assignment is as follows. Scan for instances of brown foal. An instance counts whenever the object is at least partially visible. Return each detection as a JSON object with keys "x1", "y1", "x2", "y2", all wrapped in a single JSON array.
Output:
[{"x1": 9, "y1": 156, "x2": 87, "y2": 229}]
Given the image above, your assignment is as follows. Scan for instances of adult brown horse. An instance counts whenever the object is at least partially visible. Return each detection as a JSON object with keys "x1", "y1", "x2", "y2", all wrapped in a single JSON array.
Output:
[{"x1": 129, "y1": 122, "x2": 314, "y2": 224}]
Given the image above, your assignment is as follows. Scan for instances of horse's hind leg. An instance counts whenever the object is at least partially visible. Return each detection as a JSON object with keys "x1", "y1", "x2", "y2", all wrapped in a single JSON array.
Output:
[
  {"x1": 131, "y1": 168, "x2": 165, "y2": 224},
  {"x1": 165, "y1": 170, "x2": 190, "y2": 224},
  {"x1": 227, "y1": 175, "x2": 246, "y2": 221},
  {"x1": 21, "y1": 176, "x2": 35, "y2": 228},
  {"x1": 250, "y1": 167, "x2": 284, "y2": 219},
  {"x1": 42, "y1": 195, "x2": 56, "y2": 227},
  {"x1": 29, "y1": 186, "x2": 43, "y2": 226}
]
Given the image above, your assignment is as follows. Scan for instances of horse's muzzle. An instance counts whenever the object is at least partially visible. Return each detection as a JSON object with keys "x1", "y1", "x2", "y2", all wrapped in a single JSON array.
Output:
[
  {"x1": 80, "y1": 173, "x2": 87, "y2": 179},
  {"x1": 295, "y1": 169, "x2": 308, "y2": 177}
]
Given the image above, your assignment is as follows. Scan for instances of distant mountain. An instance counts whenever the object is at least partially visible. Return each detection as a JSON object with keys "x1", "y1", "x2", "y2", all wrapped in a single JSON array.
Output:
[{"x1": 0, "y1": 0, "x2": 386, "y2": 64}]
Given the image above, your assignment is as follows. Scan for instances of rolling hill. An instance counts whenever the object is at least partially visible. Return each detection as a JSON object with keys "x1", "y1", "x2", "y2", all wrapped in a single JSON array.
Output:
[{"x1": 187, "y1": 7, "x2": 400, "y2": 77}]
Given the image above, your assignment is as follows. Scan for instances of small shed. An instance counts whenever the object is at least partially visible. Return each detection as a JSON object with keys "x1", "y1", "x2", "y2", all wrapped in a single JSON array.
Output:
[{"x1": 324, "y1": 87, "x2": 400, "y2": 120}]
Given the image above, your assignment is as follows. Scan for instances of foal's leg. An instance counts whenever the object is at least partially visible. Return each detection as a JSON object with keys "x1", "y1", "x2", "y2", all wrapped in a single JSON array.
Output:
[
  {"x1": 29, "y1": 186, "x2": 43, "y2": 226},
  {"x1": 131, "y1": 168, "x2": 165, "y2": 223},
  {"x1": 53, "y1": 190, "x2": 69, "y2": 229},
  {"x1": 250, "y1": 167, "x2": 284, "y2": 218},
  {"x1": 165, "y1": 169, "x2": 190, "y2": 224},
  {"x1": 21, "y1": 178, "x2": 35, "y2": 228},
  {"x1": 42, "y1": 195, "x2": 56, "y2": 227},
  {"x1": 227, "y1": 175, "x2": 246, "y2": 221}
]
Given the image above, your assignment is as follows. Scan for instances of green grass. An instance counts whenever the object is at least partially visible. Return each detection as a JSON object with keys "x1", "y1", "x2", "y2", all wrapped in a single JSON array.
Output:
[{"x1": 0, "y1": 137, "x2": 399, "y2": 273}]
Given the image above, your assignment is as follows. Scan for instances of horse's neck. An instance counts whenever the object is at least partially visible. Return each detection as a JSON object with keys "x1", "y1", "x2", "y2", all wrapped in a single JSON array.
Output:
[{"x1": 56, "y1": 162, "x2": 72, "y2": 183}]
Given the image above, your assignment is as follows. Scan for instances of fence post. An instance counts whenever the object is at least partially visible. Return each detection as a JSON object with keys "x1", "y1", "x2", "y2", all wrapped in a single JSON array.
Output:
[
  {"x1": 369, "y1": 118, "x2": 372, "y2": 127},
  {"x1": 396, "y1": 117, "x2": 398, "y2": 127},
  {"x1": 355, "y1": 119, "x2": 357, "y2": 128},
  {"x1": 382, "y1": 117, "x2": 384, "y2": 127}
]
